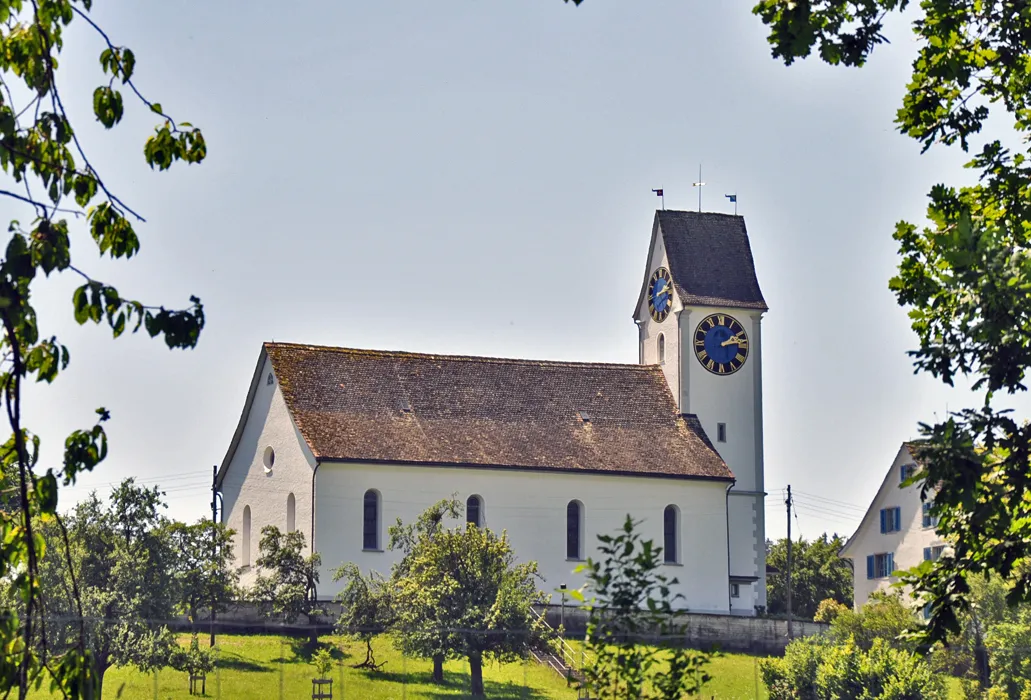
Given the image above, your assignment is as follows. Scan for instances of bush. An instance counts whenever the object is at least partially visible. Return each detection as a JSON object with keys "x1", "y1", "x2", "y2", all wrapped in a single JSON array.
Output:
[
  {"x1": 761, "y1": 635, "x2": 947, "y2": 700},
  {"x1": 814, "y1": 599, "x2": 850, "y2": 624},
  {"x1": 986, "y1": 616, "x2": 1031, "y2": 698},
  {"x1": 828, "y1": 591, "x2": 918, "y2": 651}
]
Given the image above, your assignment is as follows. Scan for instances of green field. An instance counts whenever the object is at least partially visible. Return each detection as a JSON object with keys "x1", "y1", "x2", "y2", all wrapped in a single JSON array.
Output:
[{"x1": 27, "y1": 634, "x2": 777, "y2": 699}]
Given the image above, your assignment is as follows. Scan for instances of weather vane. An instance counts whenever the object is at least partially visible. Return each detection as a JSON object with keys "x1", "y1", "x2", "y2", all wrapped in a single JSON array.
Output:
[
  {"x1": 725, "y1": 193, "x2": 737, "y2": 215},
  {"x1": 652, "y1": 187, "x2": 664, "y2": 210},
  {"x1": 692, "y1": 165, "x2": 705, "y2": 212}
]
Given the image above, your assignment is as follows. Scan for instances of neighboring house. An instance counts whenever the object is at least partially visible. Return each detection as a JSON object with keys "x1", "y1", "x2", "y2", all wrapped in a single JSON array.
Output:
[
  {"x1": 214, "y1": 210, "x2": 769, "y2": 615},
  {"x1": 839, "y1": 442, "x2": 947, "y2": 609}
]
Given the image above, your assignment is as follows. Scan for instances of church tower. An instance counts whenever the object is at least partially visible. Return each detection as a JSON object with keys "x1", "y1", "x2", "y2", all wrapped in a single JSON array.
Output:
[{"x1": 634, "y1": 210, "x2": 767, "y2": 614}]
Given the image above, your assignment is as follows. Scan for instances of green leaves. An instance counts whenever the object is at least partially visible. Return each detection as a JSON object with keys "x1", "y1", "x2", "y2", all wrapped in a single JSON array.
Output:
[
  {"x1": 92, "y1": 86, "x2": 123, "y2": 128},
  {"x1": 144, "y1": 124, "x2": 206, "y2": 170}
]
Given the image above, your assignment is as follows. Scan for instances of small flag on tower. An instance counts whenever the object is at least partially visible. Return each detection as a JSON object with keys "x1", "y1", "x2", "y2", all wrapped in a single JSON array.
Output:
[
  {"x1": 652, "y1": 188, "x2": 663, "y2": 197},
  {"x1": 725, "y1": 194, "x2": 737, "y2": 203}
]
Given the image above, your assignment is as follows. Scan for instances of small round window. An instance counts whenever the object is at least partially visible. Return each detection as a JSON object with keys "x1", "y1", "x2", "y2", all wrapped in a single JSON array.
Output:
[{"x1": 263, "y1": 446, "x2": 275, "y2": 473}]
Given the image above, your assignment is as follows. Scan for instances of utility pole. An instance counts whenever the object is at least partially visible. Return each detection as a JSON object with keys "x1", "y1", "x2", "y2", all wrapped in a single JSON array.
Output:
[
  {"x1": 786, "y1": 484, "x2": 794, "y2": 640},
  {"x1": 210, "y1": 464, "x2": 218, "y2": 648}
]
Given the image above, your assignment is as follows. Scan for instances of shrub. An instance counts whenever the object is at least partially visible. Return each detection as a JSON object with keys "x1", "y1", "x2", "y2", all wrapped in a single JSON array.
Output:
[
  {"x1": 762, "y1": 635, "x2": 947, "y2": 700},
  {"x1": 985, "y1": 617, "x2": 1031, "y2": 698},
  {"x1": 814, "y1": 599, "x2": 850, "y2": 624},
  {"x1": 828, "y1": 591, "x2": 918, "y2": 651}
]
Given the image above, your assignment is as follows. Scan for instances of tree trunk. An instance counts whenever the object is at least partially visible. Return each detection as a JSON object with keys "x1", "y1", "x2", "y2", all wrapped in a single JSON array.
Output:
[
  {"x1": 308, "y1": 614, "x2": 318, "y2": 648},
  {"x1": 432, "y1": 654, "x2": 444, "y2": 684},
  {"x1": 468, "y1": 653, "x2": 484, "y2": 697}
]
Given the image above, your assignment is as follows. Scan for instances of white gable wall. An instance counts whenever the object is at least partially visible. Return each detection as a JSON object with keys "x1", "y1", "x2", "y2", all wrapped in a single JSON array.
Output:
[
  {"x1": 637, "y1": 234, "x2": 682, "y2": 398},
  {"x1": 315, "y1": 461, "x2": 732, "y2": 613},
  {"x1": 840, "y1": 445, "x2": 945, "y2": 608},
  {"x1": 220, "y1": 353, "x2": 316, "y2": 588}
]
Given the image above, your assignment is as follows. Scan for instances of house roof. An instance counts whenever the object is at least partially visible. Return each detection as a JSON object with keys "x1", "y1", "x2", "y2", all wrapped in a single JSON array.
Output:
[
  {"x1": 239, "y1": 342, "x2": 733, "y2": 482},
  {"x1": 652, "y1": 211, "x2": 768, "y2": 312},
  {"x1": 838, "y1": 442, "x2": 920, "y2": 559}
]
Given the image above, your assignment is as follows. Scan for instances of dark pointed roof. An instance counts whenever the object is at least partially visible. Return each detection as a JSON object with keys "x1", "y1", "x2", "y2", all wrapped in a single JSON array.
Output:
[
  {"x1": 656, "y1": 211, "x2": 767, "y2": 311},
  {"x1": 258, "y1": 342, "x2": 733, "y2": 481}
]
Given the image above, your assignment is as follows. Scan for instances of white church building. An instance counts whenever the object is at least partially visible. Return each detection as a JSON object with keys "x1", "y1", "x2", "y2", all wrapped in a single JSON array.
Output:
[{"x1": 215, "y1": 210, "x2": 769, "y2": 615}]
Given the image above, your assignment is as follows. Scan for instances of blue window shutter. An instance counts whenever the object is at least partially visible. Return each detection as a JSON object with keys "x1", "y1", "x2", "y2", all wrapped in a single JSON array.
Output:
[
  {"x1": 888, "y1": 552, "x2": 895, "y2": 575},
  {"x1": 900, "y1": 466, "x2": 906, "y2": 483},
  {"x1": 924, "y1": 547, "x2": 931, "y2": 561},
  {"x1": 880, "y1": 509, "x2": 886, "y2": 534},
  {"x1": 895, "y1": 507, "x2": 902, "y2": 531},
  {"x1": 867, "y1": 555, "x2": 875, "y2": 579}
]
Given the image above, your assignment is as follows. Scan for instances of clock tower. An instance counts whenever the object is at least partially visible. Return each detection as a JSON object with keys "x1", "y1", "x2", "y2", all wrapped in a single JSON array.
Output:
[{"x1": 634, "y1": 210, "x2": 768, "y2": 614}]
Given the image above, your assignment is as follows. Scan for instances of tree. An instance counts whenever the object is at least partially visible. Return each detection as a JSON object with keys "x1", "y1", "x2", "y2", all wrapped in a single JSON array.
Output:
[
  {"x1": 766, "y1": 534, "x2": 854, "y2": 620},
  {"x1": 735, "y1": 0, "x2": 1031, "y2": 644},
  {"x1": 572, "y1": 515, "x2": 712, "y2": 700},
  {"x1": 387, "y1": 497, "x2": 462, "y2": 683},
  {"x1": 0, "y1": 1, "x2": 206, "y2": 696},
  {"x1": 392, "y1": 516, "x2": 551, "y2": 697},
  {"x1": 333, "y1": 563, "x2": 390, "y2": 669},
  {"x1": 38, "y1": 479, "x2": 179, "y2": 698},
  {"x1": 163, "y1": 519, "x2": 239, "y2": 638},
  {"x1": 251, "y1": 525, "x2": 324, "y2": 646}
]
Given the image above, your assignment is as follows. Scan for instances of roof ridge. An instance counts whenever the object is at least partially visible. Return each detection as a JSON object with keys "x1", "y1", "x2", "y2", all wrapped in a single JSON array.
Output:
[{"x1": 264, "y1": 341, "x2": 659, "y2": 371}]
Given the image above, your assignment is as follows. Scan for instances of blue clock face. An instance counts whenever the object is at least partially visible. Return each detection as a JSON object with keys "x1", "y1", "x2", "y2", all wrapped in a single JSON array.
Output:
[
  {"x1": 694, "y1": 314, "x2": 748, "y2": 375},
  {"x1": 648, "y1": 268, "x2": 673, "y2": 322}
]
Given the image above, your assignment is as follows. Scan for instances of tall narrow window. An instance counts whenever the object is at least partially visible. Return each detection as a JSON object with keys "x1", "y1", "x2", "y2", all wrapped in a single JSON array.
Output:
[
  {"x1": 242, "y1": 505, "x2": 251, "y2": 567},
  {"x1": 717, "y1": 423, "x2": 727, "y2": 443},
  {"x1": 286, "y1": 493, "x2": 296, "y2": 533},
  {"x1": 363, "y1": 490, "x2": 380, "y2": 550},
  {"x1": 663, "y1": 505, "x2": 679, "y2": 563},
  {"x1": 567, "y1": 500, "x2": 583, "y2": 560},
  {"x1": 467, "y1": 495, "x2": 483, "y2": 527},
  {"x1": 657, "y1": 333, "x2": 666, "y2": 364}
]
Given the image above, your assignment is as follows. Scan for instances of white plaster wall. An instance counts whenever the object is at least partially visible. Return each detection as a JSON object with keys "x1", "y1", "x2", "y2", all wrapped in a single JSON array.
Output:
[
  {"x1": 220, "y1": 352, "x2": 317, "y2": 589},
  {"x1": 314, "y1": 462, "x2": 732, "y2": 613},
  {"x1": 637, "y1": 235, "x2": 682, "y2": 399},
  {"x1": 842, "y1": 445, "x2": 945, "y2": 608},
  {"x1": 680, "y1": 306, "x2": 764, "y2": 607}
]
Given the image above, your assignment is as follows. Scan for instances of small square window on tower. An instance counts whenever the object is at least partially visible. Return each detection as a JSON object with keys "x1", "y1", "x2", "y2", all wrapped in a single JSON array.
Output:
[{"x1": 717, "y1": 423, "x2": 727, "y2": 443}]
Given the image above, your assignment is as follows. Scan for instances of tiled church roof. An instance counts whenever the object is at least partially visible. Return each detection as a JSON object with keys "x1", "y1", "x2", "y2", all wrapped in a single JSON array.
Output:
[
  {"x1": 657, "y1": 211, "x2": 768, "y2": 311},
  {"x1": 264, "y1": 342, "x2": 733, "y2": 481}
]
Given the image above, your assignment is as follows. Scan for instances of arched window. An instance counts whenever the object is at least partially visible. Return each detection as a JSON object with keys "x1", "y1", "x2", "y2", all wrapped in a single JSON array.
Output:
[
  {"x1": 467, "y1": 494, "x2": 483, "y2": 527},
  {"x1": 664, "y1": 505, "x2": 679, "y2": 564},
  {"x1": 567, "y1": 500, "x2": 584, "y2": 560},
  {"x1": 242, "y1": 505, "x2": 251, "y2": 567},
  {"x1": 363, "y1": 490, "x2": 380, "y2": 550},
  {"x1": 657, "y1": 333, "x2": 665, "y2": 364},
  {"x1": 286, "y1": 493, "x2": 296, "y2": 533}
]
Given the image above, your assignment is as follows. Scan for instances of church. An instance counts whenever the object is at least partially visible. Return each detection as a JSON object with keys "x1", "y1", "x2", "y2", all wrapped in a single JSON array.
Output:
[{"x1": 214, "y1": 210, "x2": 768, "y2": 615}]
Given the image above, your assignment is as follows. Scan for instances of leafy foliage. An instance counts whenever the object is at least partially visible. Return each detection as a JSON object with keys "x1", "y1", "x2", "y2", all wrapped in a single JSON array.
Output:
[
  {"x1": 767, "y1": 534, "x2": 854, "y2": 620},
  {"x1": 572, "y1": 515, "x2": 712, "y2": 700},
  {"x1": 391, "y1": 503, "x2": 551, "y2": 698},
  {"x1": 251, "y1": 526, "x2": 324, "y2": 645},
  {"x1": 814, "y1": 598, "x2": 851, "y2": 624},
  {"x1": 760, "y1": 635, "x2": 947, "y2": 700},
  {"x1": 333, "y1": 563, "x2": 390, "y2": 669},
  {"x1": 38, "y1": 480, "x2": 179, "y2": 698},
  {"x1": 164, "y1": 519, "x2": 239, "y2": 626},
  {"x1": 386, "y1": 497, "x2": 462, "y2": 683},
  {"x1": 310, "y1": 647, "x2": 334, "y2": 679},
  {"x1": 169, "y1": 634, "x2": 215, "y2": 677},
  {"x1": 749, "y1": 0, "x2": 1031, "y2": 644},
  {"x1": 0, "y1": 0, "x2": 206, "y2": 696},
  {"x1": 826, "y1": 591, "x2": 918, "y2": 652}
]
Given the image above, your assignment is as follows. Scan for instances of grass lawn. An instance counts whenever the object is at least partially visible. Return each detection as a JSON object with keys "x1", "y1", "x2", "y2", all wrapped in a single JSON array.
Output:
[{"x1": 26, "y1": 633, "x2": 782, "y2": 699}]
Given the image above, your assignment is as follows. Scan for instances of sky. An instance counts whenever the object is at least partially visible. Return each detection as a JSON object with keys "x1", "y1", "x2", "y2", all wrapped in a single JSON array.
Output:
[{"x1": 11, "y1": 0, "x2": 1025, "y2": 543}]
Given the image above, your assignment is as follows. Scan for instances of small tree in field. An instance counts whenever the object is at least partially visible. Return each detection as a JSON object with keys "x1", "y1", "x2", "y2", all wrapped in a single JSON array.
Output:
[
  {"x1": 251, "y1": 526, "x2": 323, "y2": 646},
  {"x1": 387, "y1": 497, "x2": 462, "y2": 683},
  {"x1": 393, "y1": 515, "x2": 550, "y2": 697},
  {"x1": 572, "y1": 515, "x2": 712, "y2": 700},
  {"x1": 164, "y1": 519, "x2": 238, "y2": 639},
  {"x1": 334, "y1": 563, "x2": 390, "y2": 669}
]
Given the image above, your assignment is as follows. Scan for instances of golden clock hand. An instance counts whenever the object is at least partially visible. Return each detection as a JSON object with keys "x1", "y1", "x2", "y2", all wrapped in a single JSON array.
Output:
[{"x1": 721, "y1": 334, "x2": 743, "y2": 347}]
